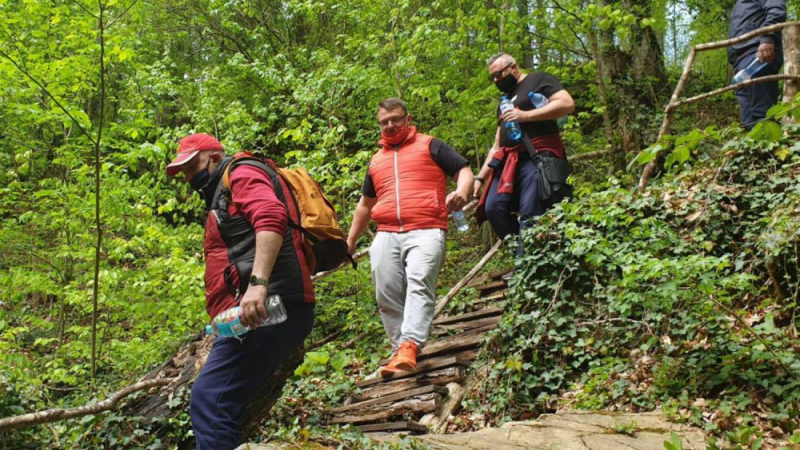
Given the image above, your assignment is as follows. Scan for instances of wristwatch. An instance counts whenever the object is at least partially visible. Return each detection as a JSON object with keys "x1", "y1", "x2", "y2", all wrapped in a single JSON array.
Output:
[
  {"x1": 475, "y1": 177, "x2": 485, "y2": 184},
  {"x1": 249, "y1": 275, "x2": 269, "y2": 287}
]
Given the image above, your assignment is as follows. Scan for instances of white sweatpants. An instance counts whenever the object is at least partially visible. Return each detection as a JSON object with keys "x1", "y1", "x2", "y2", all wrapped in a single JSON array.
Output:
[{"x1": 370, "y1": 229, "x2": 446, "y2": 349}]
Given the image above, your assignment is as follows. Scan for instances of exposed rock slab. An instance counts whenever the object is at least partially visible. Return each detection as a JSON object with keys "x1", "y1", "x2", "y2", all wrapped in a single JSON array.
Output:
[{"x1": 371, "y1": 411, "x2": 706, "y2": 450}]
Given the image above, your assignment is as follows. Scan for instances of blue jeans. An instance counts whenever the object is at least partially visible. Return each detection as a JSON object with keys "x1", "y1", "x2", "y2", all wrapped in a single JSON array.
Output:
[
  {"x1": 485, "y1": 154, "x2": 545, "y2": 253},
  {"x1": 190, "y1": 301, "x2": 315, "y2": 450},
  {"x1": 735, "y1": 51, "x2": 784, "y2": 130}
]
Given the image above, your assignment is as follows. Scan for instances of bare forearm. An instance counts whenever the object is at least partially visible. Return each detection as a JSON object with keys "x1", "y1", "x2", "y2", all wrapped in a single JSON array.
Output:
[
  {"x1": 454, "y1": 166, "x2": 474, "y2": 196},
  {"x1": 251, "y1": 231, "x2": 283, "y2": 281},
  {"x1": 521, "y1": 98, "x2": 574, "y2": 122},
  {"x1": 347, "y1": 201, "x2": 373, "y2": 244}
]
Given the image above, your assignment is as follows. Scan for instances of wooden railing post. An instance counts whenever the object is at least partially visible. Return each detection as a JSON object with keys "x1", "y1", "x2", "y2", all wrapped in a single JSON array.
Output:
[{"x1": 782, "y1": 24, "x2": 800, "y2": 108}]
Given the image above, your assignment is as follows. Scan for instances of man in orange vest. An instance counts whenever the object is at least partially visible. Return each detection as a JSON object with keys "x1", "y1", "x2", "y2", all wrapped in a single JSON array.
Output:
[{"x1": 347, "y1": 98, "x2": 474, "y2": 376}]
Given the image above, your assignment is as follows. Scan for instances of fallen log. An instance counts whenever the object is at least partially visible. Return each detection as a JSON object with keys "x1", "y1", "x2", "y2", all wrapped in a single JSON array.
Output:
[
  {"x1": 121, "y1": 333, "x2": 307, "y2": 448},
  {"x1": 0, "y1": 379, "x2": 175, "y2": 433}
]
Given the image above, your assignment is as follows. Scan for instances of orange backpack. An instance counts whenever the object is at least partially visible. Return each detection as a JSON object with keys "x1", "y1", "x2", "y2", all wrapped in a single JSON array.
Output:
[{"x1": 222, "y1": 156, "x2": 353, "y2": 275}]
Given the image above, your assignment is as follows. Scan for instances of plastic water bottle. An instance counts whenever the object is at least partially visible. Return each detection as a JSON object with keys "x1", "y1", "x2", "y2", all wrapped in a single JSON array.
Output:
[
  {"x1": 732, "y1": 59, "x2": 768, "y2": 84},
  {"x1": 205, "y1": 294, "x2": 287, "y2": 338},
  {"x1": 452, "y1": 210, "x2": 469, "y2": 232},
  {"x1": 499, "y1": 96, "x2": 522, "y2": 141},
  {"x1": 529, "y1": 92, "x2": 548, "y2": 109}
]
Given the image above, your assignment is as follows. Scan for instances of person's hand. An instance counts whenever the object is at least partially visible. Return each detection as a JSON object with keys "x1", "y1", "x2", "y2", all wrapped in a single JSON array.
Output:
[
  {"x1": 446, "y1": 191, "x2": 469, "y2": 212},
  {"x1": 473, "y1": 179, "x2": 484, "y2": 199},
  {"x1": 758, "y1": 42, "x2": 776, "y2": 63},
  {"x1": 347, "y1": 238, "x2": 357, "y2": 256},
  {"x1": 239, "y1": 285, "x2": 268, "y2": 329},
  {"x1": 502, "y1": 107, "x2": 527, "y2": 123}
]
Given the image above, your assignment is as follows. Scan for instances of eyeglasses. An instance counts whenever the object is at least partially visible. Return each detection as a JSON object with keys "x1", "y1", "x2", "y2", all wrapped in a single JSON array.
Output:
[
  {"x1": 489, "y1": 62, "x2": 514, "y2": 81},
  {"x1": 379, "y1": 114, "x2": 408, "y2": 128}
]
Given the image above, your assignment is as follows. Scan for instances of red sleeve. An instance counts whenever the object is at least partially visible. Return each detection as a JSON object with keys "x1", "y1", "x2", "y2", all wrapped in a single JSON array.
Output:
[{"x1": 229, "y1": 165, "x2": 288, "y2": 235}]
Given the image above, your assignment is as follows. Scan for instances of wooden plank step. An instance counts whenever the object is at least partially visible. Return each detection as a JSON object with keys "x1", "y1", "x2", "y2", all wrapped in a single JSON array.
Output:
[
  {"x1": 329, "y1": 385, "x2": 448, "y2": 415},
  {"x1": 329, "y1": 392, "x2": 442, "y2": 424},
  {"x1": 433, "y1": 306, "x2": 504, "y2": 326},
  {"x1": 357, "y1": 356, "x2": 469, "y2": 387},
  {"x1": 488, "y1": 267, "x2": 514, "y2": 280},
  {"x1": 474, "y1": 280, "x2": 506, "y2": 292},
  {"x1": 353, "y1": 366, "x2": 466, "y2": 402},
  {"x1": 432, "y1": 315, "x2": 501, "y2": 336},
  {"x1": 466, "y1": 273, "x2": 490, "y2": 288},
  {"x1": 482, "y1": 290, "x2": 507, "y2": 302},
  {"x1": 358, "y1": 421, "x2": 428, "y2": 434}
]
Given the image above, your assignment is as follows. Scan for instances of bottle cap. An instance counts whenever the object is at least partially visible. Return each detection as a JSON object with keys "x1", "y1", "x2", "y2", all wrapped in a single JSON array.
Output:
[
  {"x1": 205, "y1": 325, "x2": 213, "y2": 335},
  {"x1": 501, "y1": 96, "x2": 508, "y2": 101}
]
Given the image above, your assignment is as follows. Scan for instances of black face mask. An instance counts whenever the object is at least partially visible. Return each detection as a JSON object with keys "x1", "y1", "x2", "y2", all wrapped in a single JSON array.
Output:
[
  {"x1": 189, "y1": 168, "x2": 210, "y2": 192},
  {"x1": 494, "y1": 73, "x2": 518, "y2": 94},
  {"x1": 188, "y1": 161, "x2": 216, "y2": 210}
]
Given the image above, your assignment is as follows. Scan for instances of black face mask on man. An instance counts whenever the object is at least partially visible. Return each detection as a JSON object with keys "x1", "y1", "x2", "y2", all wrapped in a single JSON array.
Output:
[
  {"x1": 188, "y1": 161, "x2": 216, "y2": 210},
  {"x1": 494, "y1": 73, "x2": 518, "y2": 94}
]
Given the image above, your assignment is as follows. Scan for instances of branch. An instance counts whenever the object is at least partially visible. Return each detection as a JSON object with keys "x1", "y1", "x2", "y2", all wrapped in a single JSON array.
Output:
[
  {"x1": 106, "y1": 0, "x2": 141, "y2": 28},
  {"x1": 0, "y1": 49, "x2": 96, "y2": 146},
  {"x1": 67, "y1": 0, "x2": 99, "y2": 19},
  {"x1": 694, "y1": 21, "x2": 800, "y2": 52},
  {"x1": 434, "y1": 239, "x2": 503, "y2": 316},
  {"x1": 0, "y1": 379, "x2": 175, "y2": 433},
  {"x1": 669, "y1": 75, "x2": 800, "y2": 110}
]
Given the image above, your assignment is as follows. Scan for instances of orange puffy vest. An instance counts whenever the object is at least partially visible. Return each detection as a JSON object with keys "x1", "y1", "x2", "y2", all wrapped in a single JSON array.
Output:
[{"x1": 369, "y1": 129, "x2": 448, "y2": 232}]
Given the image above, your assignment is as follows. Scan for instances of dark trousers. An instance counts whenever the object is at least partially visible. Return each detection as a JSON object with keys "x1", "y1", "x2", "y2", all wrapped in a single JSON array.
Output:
[
  {"x1": 485, "y1": 154, "x2": 545, "y2": 243},
  {"x1": 190, "y1": 301, "x2": 315, "y2": 450},
  {"x1": 735, "y1": 51, "x2": 784, "y2": 130}
]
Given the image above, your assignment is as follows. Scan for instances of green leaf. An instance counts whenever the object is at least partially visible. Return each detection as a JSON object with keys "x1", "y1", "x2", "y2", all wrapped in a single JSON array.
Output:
[
  {"x1": 748, "y1": 121, "x2": 782, "y2": 142},
  {"x1": 330, "y1": 353, "x2": 351, "y2": 371},
  {"x1": 766, "y1": 102, "x2": 792, "y2": 119}
]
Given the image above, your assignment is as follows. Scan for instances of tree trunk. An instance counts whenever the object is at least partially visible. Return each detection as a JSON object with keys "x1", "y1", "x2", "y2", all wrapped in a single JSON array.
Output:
[
  {"x1": 122, "y1": 334, "x2": 306, "y2": 449},
  {"x1": 588, "y1": 27, "x2": 619, "y2": 173},
  {"x1": 598, "y1": 0, "x2": 667, "y2": 170},
  {"x1": 782, "y1": 24, "x2": 800, "y2": 106}
]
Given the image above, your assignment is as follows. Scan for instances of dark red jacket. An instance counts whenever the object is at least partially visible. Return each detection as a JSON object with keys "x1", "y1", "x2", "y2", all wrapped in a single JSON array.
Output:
[{"x1": 204, "y1": 156, "x2": 314, "y2": 320}]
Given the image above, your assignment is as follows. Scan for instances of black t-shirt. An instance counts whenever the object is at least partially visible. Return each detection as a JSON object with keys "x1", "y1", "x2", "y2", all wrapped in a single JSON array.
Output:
[
  {"x1": 362, "y1": 138, "x2": 469, "y2": 198},
  {"x1": 496, "y1": 72, "x2": 564, "y2": 147}
]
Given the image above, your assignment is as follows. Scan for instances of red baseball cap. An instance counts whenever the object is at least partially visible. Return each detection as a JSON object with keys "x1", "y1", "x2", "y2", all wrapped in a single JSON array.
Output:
[{"x1": 166, "y1": 133, "x2": 224, "y2": 177}]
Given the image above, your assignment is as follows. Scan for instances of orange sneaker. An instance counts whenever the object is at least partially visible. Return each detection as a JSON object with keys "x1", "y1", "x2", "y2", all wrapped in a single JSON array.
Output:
[
  {"x1": 392, "y1": 341, "x2": 419, "y2": 373},
  {"x1": 379, "y1": 360, "x2": 400, "y2": 377}
]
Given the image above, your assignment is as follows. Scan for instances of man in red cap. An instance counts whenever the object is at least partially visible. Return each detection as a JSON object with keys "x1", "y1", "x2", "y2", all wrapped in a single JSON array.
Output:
[{"x1": 166, "y1": 133, "x2": 315, "y2": 450}]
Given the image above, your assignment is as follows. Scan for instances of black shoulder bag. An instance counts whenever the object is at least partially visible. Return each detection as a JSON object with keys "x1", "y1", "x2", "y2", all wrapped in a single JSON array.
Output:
[{"x1": 518, "y1": 130, "x2": 573, "y2": 208}]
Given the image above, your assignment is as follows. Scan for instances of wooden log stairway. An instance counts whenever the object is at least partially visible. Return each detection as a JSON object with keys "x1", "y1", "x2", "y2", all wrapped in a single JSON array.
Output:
[{"x1": 326, "y1": 256, "x2": 511, "y2": 435}]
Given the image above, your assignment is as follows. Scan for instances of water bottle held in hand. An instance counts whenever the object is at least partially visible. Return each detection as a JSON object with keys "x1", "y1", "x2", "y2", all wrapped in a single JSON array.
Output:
[
  {"x1": 451, "y1": 210, "x2": 469, "y2": 232},
  {"x1": 732, "y1": 59, "x2": 768, "y2": 85},
  {"x1": 205, "y1": 294, "x2": 287, "y2": 338},
  {"x1": 529, "y1": 92, "x2": 548, "y2": 109},
  {"x1": 500, "y1": 96, "x2": 522, "y2": 141}
]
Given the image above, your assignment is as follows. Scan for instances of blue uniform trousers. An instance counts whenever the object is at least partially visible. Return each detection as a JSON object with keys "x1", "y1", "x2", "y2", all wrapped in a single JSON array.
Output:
[{"x1": 190, "y1": 301, "x2": 315, "y2": 450}]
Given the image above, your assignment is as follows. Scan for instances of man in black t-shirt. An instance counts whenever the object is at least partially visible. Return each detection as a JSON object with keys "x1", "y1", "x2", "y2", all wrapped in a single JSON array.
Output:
[{"x1": 475, "y1": 52, "x2": 575, "y2": 246}]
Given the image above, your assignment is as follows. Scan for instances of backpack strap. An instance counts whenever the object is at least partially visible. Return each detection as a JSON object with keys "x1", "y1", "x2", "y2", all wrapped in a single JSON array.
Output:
[{"x1": 222, "y1": 156, "x2": 305, "y2": 232}]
